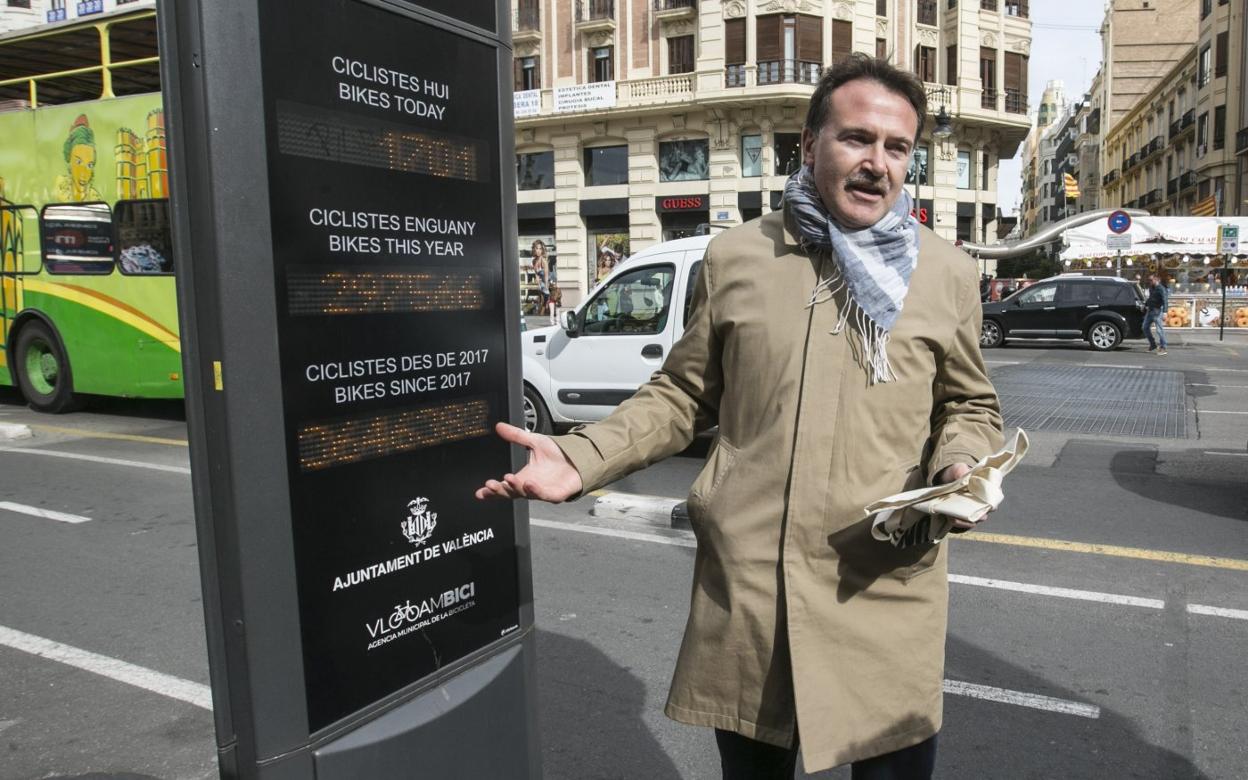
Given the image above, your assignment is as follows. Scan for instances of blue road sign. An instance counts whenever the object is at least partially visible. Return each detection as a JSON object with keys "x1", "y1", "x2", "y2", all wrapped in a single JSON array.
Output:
[{"x1": 1108, "y1": 210, "x2": 1132, "y2": 234}]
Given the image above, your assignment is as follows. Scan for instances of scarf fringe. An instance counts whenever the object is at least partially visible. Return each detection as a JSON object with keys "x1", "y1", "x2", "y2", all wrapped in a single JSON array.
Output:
[{"x1": 808, "y1": 263, "x2": 896, "y2": 385}]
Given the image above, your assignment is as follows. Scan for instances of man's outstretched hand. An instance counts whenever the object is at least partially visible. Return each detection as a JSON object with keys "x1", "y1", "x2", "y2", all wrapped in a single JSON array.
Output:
[{"x1": 474, "y1": 422, "x2": 583, "y2": 503}]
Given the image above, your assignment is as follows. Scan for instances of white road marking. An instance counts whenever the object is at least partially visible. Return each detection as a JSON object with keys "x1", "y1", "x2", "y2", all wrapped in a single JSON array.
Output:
[
  {"x1": 1205, "y1": 451, "x2": 1248, "y2": 457},
  {"x1": 0, "y1": 624, "x2": 211, "y2": 710},
  {"x1": 1199, "y1": 410, "x2": 1248, "y2": 415},
  {"x1": 0, "y1": 446, "x2": 190, "y2": 474},
  {"x1": 1203, "y1": 367, "x2": 1248, "y2": 373},
  {"x1": 1187, "y1": 604, "x2": 1248, "y2": 621},
  {"x1": 1187, "y1": 383, "x2": 1248, "y2": 388},
  {"x1": 0, "y1": 501, "x2": 91, "y2": 524},
  {"x1": 984, "y1": 360, "x2": 1022, "y2": 366},
  {"x1": 943, "y1": 680, "x2": 1100, "y2": 719},
  {"x1": 947, "y1": 574, "x2": 1165, "y2": 609},
  {"x1": 530, "y1": 517, "x2": 695, "y2": 548}
]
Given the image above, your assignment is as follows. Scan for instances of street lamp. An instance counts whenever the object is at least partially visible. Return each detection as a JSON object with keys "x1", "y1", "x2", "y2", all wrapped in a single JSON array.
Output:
[
  {"x1": 915, "y1": 99, "x2": 954, "y2": 232},
  {"x1": 931, "y1": 106, "x2": 954, "y2": 140}
]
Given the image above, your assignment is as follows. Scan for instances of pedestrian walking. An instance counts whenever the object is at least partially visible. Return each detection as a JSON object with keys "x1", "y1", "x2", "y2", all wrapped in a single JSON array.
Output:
[
  {"x1": 1144, "y1": 273, "x2": 1169, "y2": 355},
  {"x1": 530, "y1": 239, "x2": 550, "y2": 316},
  {"x1": 476, "y1": 54, "x2": 1002, "y2": 778}
]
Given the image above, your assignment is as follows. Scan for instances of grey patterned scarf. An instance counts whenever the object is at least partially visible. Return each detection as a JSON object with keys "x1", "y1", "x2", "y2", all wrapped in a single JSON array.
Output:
[{"x1": 783, "y1": 165, "x2": 920, "y2": 383}]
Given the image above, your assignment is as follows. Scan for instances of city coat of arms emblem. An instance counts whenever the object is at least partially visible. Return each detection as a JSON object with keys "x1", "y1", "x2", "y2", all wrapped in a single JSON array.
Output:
[{"x1": 401, "y1": 497, "x2": 437, "y2": 547}]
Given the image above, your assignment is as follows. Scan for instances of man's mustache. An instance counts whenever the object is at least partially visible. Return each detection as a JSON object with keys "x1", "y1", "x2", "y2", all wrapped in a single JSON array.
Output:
[{"x1": 845, "y1": 174, "x2": 888, "y2": 196}]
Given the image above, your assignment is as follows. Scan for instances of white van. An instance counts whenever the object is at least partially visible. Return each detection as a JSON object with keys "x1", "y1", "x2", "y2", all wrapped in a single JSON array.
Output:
[{"x1": 521, "y1": 234, "x2": 711, "y2": 433}]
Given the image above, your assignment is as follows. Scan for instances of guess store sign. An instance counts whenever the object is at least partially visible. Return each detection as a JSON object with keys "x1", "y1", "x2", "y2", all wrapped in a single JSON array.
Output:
[{"x1": 656, "y1": 195, "x2": 707, "y2": 212}]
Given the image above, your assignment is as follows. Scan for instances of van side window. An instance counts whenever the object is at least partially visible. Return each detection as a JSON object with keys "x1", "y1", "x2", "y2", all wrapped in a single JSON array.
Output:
[
  {"x1": 683, "y1": 260, "x2": 702, "y2": 327},
  {"x1": 583, "y1": 264, "x2": 675, "y2": 335}
]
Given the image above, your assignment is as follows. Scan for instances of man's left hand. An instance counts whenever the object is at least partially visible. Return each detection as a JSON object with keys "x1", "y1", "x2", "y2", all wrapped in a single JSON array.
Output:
[{"x1": 933, "y1": 462, "x2": 983, "y2": 531}]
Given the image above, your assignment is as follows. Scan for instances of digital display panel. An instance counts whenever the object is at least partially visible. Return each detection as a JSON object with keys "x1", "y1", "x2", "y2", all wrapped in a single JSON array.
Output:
[
  {"x1": 258, "y1": 0, "x2": 518, "y2": 731},
  {"x1": 40, "y1": 203, "x2": 115, "y2": 274}
]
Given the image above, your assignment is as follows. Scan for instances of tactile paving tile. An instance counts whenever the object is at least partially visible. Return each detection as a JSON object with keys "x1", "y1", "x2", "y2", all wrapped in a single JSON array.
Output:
[{"x1": 991, "y1": 364, "x2": 1187, "y2": 439}]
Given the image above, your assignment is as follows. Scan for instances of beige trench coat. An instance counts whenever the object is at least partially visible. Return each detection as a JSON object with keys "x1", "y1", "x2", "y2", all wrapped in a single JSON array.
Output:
[{"x1": 554, "y1": 209, "x2": 1003, "y2": 772}]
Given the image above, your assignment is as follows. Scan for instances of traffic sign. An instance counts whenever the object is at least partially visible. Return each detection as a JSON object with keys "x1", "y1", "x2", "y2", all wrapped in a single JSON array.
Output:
[
  {"x1": 1106, "y1": 234, "x2": 1133, "y2": 251},
  {"x1": 1217, "y1": 224, "x2": 1239, "y2": 255},
  {"x1": 1108, "y1": 210, "x2": 1132, "y2": 234}
]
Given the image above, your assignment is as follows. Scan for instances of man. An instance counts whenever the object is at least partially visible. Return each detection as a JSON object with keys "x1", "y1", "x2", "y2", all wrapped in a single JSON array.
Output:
[
  {"x1": 1144, "y1": 274, "x2": 1169, "y2": 356},
  {"x1": 477, "y1": 55, "x2": 1002, "y2": 778}
]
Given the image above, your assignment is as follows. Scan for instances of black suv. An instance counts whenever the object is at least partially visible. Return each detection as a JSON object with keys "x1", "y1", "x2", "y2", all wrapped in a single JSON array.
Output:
[{"x1": 980, "y1": 275, "x2": 1146, "y2": 351}]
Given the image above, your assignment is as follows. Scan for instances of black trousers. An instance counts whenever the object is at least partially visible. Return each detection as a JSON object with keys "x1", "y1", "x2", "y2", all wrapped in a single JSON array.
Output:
[{"x1": 715, "y1": 729, "x2": 938, "y2": 780}]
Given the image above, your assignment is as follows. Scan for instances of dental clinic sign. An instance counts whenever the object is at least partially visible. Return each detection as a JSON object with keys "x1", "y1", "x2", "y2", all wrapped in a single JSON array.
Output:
[{"x1": 553, "y1": 81, "x2": 615, "y2": 114}]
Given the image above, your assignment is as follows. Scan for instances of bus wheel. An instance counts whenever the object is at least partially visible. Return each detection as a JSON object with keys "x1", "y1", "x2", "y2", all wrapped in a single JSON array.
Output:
[{"x1": 13, "y1": 322, "x2": 80, "y2": 413}]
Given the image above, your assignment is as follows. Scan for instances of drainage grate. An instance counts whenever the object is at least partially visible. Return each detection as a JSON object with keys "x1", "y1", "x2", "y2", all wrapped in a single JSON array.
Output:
[{"x1": 990, "y1": 364, "x2": 1187, "y2": 438}]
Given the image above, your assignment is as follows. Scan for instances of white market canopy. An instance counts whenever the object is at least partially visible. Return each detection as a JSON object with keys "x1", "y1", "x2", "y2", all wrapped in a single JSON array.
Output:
[{"x1": 1060, "y1": 216, "x2": 1248, "y2": 261}]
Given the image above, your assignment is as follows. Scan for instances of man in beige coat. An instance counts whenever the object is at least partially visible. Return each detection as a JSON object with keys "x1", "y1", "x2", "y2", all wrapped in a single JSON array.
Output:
[{"x1": 478, "y1": 55, "x2": 1003, "y2": 778}]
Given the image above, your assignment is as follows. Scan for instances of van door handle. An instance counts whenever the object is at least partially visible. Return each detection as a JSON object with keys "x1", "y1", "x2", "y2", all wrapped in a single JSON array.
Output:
[
  {"x1": 1043, "y1": 306, "x2": 1056, "y2": 310},
  {"x1": 641, "y1": 344, "x2": 663, "y2": 358},
  {"x1": 1086, "y1": 304, "x2": 1099, "y2": 308}
]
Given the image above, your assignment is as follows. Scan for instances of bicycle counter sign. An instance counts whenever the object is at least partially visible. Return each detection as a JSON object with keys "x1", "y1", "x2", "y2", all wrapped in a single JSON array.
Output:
[{"x1": 1108, "y1": 210, "x2": 1132, "y2": 235}]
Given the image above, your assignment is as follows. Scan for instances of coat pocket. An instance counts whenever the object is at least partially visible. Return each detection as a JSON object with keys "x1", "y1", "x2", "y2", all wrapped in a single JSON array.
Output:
[{"x1": 687, "y1": 437, "x2": 740, "y2": 524}]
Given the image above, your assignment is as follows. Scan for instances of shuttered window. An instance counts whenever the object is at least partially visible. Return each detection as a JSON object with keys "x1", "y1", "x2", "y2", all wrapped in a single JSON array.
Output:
[
  {"x1": 514, "y1": 56, "x2": 539, "y2": 91},
  {"x1": 798, "y1": 15, "x2": 822, "y2": 64},
  {"x1": 831, "y1": 19, "x2": 851, "y2": 63},
  {"x1": 668, "y1": 35, "x2": 694, "y2": 74},
  {"x1": 876, "y1": 37, "x2": 888, "y2": 59},
  {"x1": 1215, "y1": 31, "x2": 1228, "y2": 77},
  {"x1": 1003, "y1": 50, "x2": 1026, "y2": 112},
  {"x1": 945, "y1": 44, "x2": 956, "y2": 85},
  {"x1": 725, "y1": 18, "x2": 746, "y2": 64},
  {"x1": 915, "y1": 45, "x2": 935, "y2": 82},
  {"x1": 756, "y1": 15, "x2": 782, "y2": 62}
]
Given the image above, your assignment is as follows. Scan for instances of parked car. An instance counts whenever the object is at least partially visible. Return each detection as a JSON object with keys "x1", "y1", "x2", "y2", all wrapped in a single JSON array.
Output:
[
  {"x1": 521, "y1": 235, "x2": 709, "y2": 433},
  {"x1": 979, "y1": 274, "x2": 1146, "y2": 351}
]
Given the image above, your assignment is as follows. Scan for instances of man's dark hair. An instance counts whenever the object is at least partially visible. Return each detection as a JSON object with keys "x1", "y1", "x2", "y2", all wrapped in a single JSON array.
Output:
[{"x1": 803, "y1": 54, "x2": 927, "y2": 140}]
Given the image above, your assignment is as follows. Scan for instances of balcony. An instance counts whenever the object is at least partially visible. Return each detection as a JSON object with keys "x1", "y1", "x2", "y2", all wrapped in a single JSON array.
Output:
[
  {"x1": 1004, "y1": 0, "x2": 1029, "y2": 17},
  {"x1": 1141, "y1": 135, "x2": 1164, "y2": 161},
  {"x1": 1167, "y1": 177, "x2": 1178, "y2": 197},
  {"x1": 1237, "y1": 126, "x2": 1248, "y2": 155},
  {"x1": 757, "y1": 59, "x2": 821, "y2": 86},
  {"x1": 1170, "y1": 109, "x2": 1196, "y2": 143},
  {"x1": 1121, "y1": 151, "x2": 1141, "y2": 174},
  {"x1": 1103, "y1": 169, "x2": 1119, "y2": 187},
  {"x1": 575, "y1": 0, "x2": 615, "y2": 33},
  {"x1": 654, "y1": 0, "x2": 696, "y2": 24},
  {"x1": 1179, "y1": 170, "x2": 1198, "y2": 192},
  {"x1": 1004, "y1": 88, "x2": 1027, "y2": 115},
  {"x1": 514, "y1": 72, "x2": 696, "y2": 119},
  {"x1": 514, "y1": 3, "x2": 541, "y2": 43},
  {"x1": 1141, "y1": 189, "x2": 1163, "y2": 208},
  {"x1": 917, "y1": 0, "x2": 938, "y2": 26},
  {"x1": 981, "y1": 90, "x2": 998, "y2": 111},
  {"x1": 980, "y1": 0, "x2": 998, "y2": 9}
]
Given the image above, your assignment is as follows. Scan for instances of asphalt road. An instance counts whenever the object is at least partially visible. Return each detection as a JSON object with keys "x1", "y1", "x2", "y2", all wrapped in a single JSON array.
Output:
[{"x1": 0, "y1": 336, "x2": 1246, "y2": 779}]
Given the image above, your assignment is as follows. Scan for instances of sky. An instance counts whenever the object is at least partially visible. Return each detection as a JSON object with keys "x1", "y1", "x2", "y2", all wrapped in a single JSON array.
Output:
[{"x1": 996, "y1": 1, "x2": 1110, "y2": 214}]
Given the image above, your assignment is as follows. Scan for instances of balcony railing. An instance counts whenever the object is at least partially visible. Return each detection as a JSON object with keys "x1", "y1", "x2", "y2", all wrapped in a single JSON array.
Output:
[
  {"x1": 1141, "y1": 188, "x2": 1163, "y2": 207},
  {"x1": 654, "y1": 0, "x2": 695, "y2": 9},
  {"x1": 1004, "y1": 88, "x2": 1027, "y2": 115},
  {"x1": 576, "y1": 0, "x2": 614, "y2": 22},
  {"x1": 515, "y1": 4, "x2": 539, "y2": 31},
  {"x1": 1141, "y1": 135, "x2": 1163, "y2": 159},
  {"x1": 981, "y1": 90, "x2": 998, "y2": 110},
  {"x1": 1179, "y1": 170, "x2": 1198, "y2": 191},
  {"x1": 1103, "y1": 169, "x2": 1119, "y2": 187},
  {"x1": 757, "y1": 59, "x2": 821, "y2": 86},
  {"x1": 980, "y1": 0, "x2": 998, "y2": 10},
  {"x1": 918, "y1": 0, "x2": 938, "y2": 26},
  {"x1": 1180, "y1": 109, "x2": 1195, "y2": 130},
  {"x1": 1005, "y1": 0, "x2": 1028, "y2": 17},
  {"x1": 1237, "y1": 126, "x2": 1248, "y2": 155},
  {"x1": 1167, "y1": 177, "x2": 1179, "y2": 197}
]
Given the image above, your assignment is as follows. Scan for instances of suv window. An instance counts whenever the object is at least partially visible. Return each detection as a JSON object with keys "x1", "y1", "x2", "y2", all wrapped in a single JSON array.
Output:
[
  {"x1": 1060, "y1": 282, "x2": 1098, "y2": 303},
  {"x1": 583, "y1": 264, "x2": 675, "y2": 335},
  {"x1": 1017, "y1": 284, "x2": 1056, "y2": 304},
  {"x1": 1096, "y1": 282, "x2": 1139, "y2": 304},
  {"x1": 683, "y1": 260, "x2": 702, "y2": 327}
]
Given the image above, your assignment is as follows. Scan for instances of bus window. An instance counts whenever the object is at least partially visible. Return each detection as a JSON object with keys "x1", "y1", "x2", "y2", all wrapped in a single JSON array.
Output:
[
  {"x1": 106, "y1": 16, "x2": 162, "y2": 97},
  {"x1": 2, "y1": 206, "x2": 42, "y2": 274},
  {"x1": 41, "y1": 203, "x2": 115, "y2": 274},
  {"x1": 115, "y1": 199, "x2": 172, "y2": 274}
]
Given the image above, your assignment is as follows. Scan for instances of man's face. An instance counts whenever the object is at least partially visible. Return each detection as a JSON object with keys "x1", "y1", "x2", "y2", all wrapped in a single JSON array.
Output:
[{"x1": 801, "y1": 79, "x2": 918, "y2": 230}]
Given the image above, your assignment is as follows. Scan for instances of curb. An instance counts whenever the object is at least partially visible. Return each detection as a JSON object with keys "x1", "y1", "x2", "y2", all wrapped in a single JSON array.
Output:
[
  {"x1": 0, "y1": 423, "x2": 32, "y2": 441},
  {"x1": 591, "y1": 491, "x2": 689, "y2": 530}
]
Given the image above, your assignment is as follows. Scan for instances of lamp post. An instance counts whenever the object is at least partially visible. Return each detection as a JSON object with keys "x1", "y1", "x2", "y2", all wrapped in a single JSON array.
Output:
[{"x1": 917, "y1": 99, "x2": 954, "y2": 233}]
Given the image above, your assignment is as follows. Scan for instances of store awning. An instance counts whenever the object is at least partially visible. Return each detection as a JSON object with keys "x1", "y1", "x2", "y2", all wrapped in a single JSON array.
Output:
[{"x1": 1060, "y1": 216, "x2": 1248, "y2": 261}]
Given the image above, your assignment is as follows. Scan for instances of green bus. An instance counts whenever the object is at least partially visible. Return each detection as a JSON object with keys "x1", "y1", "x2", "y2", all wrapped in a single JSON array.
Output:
[{"x1": 0, "y1": 6, "x2": 180, "y2": 412}]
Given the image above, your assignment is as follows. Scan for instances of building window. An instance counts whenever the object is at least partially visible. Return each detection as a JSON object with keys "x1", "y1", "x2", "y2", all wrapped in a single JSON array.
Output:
[
  {"x1": 514, "y1": 56, "x2": 540, "y2": 91},
  {"x1": 1198, "y1": 44, "x2": 1211, "y2": 88},
  {"x1": 918, "y1": 0, "x2": 937, "y2": 26},
  {"x1": 516, "y1": 151, "x2": 554, "y2": 190},
  {"x1": 945, "y1": 45, "x2": 957, "y2": 86},
  {"x1": 1004, "y1": 0, "x2": 1027, "y2": 17},
  {"x1": 876, "y1": 38, "x2": 888, "y2": 59},
  {"x1": 906, "y1": 145, "x2": 929, "y2": 186},
  {"x1": 668, "y1": 35, "x2": 694, "y2": 75},
  {"x1": 1197, "y1": 111, "x2": 1208, "y2": 153},
  {"x1": 584, "y1": 145, "x2": 628, "y2": 186},
  {"x1": 591, "y1": 46, "x2": 614, "y2": 83},
  {"x1": 980, "y1": 0, "x2": 997, "y2": 10},
  {"x1": 982, "y1": 151, "x2": 990, "y2": 190},
  {"x1": 741, "y1": 134, "x2": 763, "y2": 177},
  {"x1": 659, "y1": 139, "x2": 709, "y2": 182},
  {"x1": 980, "y1": 47, "x2": 997, "y2": 109},
  {"x1": 957, "y1": 150, "x2": 972, "y2": 189},
  {"x1": 915, "y1": 45, "x2": 936, "y2": 83},
  {"x1": 1200, "y1": 0, "x2": 1211, "y2": 19},
  {"x1": 1003, "y1": 52, "x2": 1027, "y2": 113},
  {"x1": 757, "y1": 14, "x2": 821, "y2": 85},
  {"x1": 7, "y1": 0, "x2": 32, "y2": 7},
  {"x1": 725, "y1": 18, "x2": 746, "y2": 87},
  {"x1": 831, "y1": 19, "x2": 852, "y2": 64},
  {"x1": 876, "y1": 0, "x2": 887, "y2": 15},
  {"x1": 1215, "y1": 31, "x2": 1227, "y2": 78},
  {"x1": 1213, "y1": 105, "x2": 1226, "y2": 150},
  {"x1": 774, "y1": 133, "x2": 802, "y2": 176}
]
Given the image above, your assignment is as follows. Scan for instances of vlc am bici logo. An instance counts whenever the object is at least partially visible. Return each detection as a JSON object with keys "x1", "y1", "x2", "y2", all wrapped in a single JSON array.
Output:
[
  {"x1": 401, "y1": 497, "x2": 437, "y2": 547},
  {"x1": 365, "y1": 581, "x2": 477, "y2": 650}
]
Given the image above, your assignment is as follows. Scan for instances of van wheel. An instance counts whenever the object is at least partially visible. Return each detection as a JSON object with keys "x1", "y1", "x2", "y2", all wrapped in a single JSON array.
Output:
[
  {"x1": 13, "y1": 321, "x2": 81, "y2": 413},
  {"x1": 522, "y1": 385, "x2": 552, "y2": 435},
  {"x1": 1087, "y1": 321, "x2": 1122, "y2": 351}
]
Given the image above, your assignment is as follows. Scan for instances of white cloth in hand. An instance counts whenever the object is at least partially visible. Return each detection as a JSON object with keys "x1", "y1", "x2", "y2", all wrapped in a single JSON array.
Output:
[{"x1": 866, "y1": 429, "x2": 1029, "y2": 547}]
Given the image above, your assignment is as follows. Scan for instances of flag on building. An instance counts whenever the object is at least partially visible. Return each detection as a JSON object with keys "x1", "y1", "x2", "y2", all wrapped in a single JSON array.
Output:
[
  {"x1": 1063, "y1": 173, "x2": 1080, "y2": 199},
  {"x1": 1191, "y1": 194, "x2": 1218, "y2": 217}
]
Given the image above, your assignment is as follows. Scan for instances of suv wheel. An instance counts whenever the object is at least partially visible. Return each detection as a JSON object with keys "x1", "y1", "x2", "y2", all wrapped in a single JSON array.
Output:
[
  {"x1": 980, "y1": 319, "x2": 1004, "y2": 348},
  {"x1": 1087, "y1": 321, "x2": 1122, "y2": 351}
]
